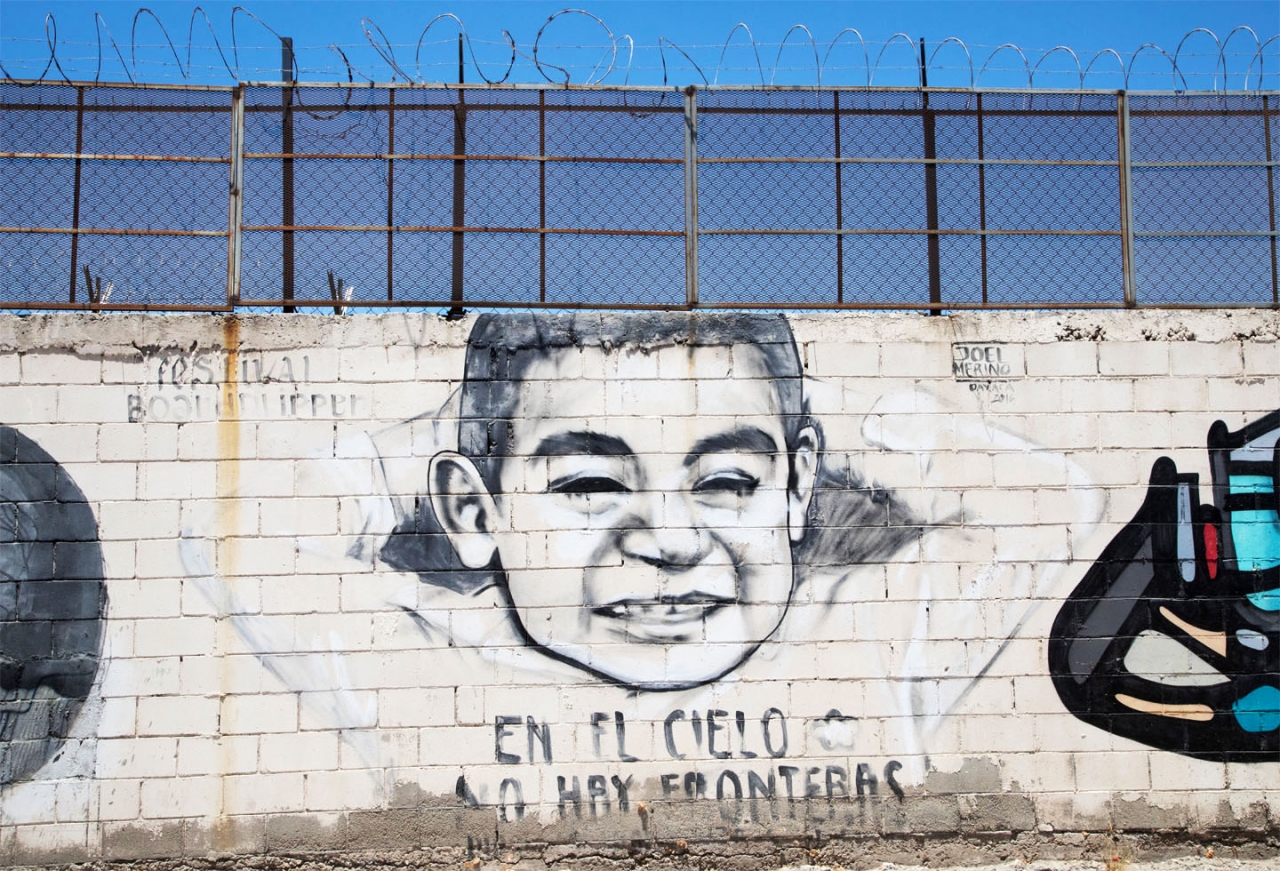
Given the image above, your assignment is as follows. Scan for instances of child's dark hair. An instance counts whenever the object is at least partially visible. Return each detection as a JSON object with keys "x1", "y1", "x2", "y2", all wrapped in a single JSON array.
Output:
[{"x1": 456, "y1": 312, "x2": 813, "y2": 492}]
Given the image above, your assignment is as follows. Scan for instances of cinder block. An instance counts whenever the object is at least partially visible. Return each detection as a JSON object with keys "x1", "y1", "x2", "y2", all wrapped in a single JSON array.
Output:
[
  {"x1": 23, "y1": 352, "x2": 101, "y2": 384},
  {"x1": 98, "y1": 697, "x2": 138, "y2": 738},
  {"x1": 132, "y1": 616, "x2": 216, "y2": 658},
  {"x1": 104, "y1": 580, "x2": 182, "y2": 621},
  {"x1": 295, "y1": 458, "x2": 373, "y2": 498},
  {"x1": 1168, "y1": 341, "x2": 1243, "y2": 376},
  {"x1": 215, "y1": 536, "x2": 295, "y2": 577},
  {"x1": 12, "y1": 822, "x2": 89, "y2": 864},
  {"x1": 339, "y1": 346, "x2": 417, "y2": 383},
  {"x1": 97, "y1": 501, "x2": 181, "y2": 541},
  {"x1": 260, "y1": 732, "x2": 340, "y2": 773},
  {"x1": 299, "y1": 690, "x2": 377, "y2": 730},
  {"x1": 133, "y1": 539, "x2": 187, "y2": 580},
  {"x1": 1098, "y1": 412, "x2": 1172, "y2": 449},
  {"x1": 1242, "y1": 341, "x2": 1280, "y2": 375},
  {"x1": 95, "y1": 779, "x2": 142, "y2": 821},
  {"x1": 879, "y1": 342, "x2": 954, "y2": 377},
  {"x1": 95, "y1": 737, "x2": 179, "y2": 779},
  {"x1": 1149, "y1": 752, "x2": 1226, "y2": 792},
  {"x1": 176, "y1": 735, "x2": 258, "y2": 776},
  {"x1": 1098, "y1": 342, "x2": 1168, "y2": 376},
  {"x1": 1024, "y1": 342, "x2": 1098, "y2": 377},
  {"x1": 57, "y1": 461, "x2": 137, "y2": 501},
  {"x1": 221, "y1": 694, "x2": 298, "y2": 734},
  {"x1": 8, "y1": 424, "x2": 98, "y2": 464},
  {"x1": 136, "y1": 695, "x2": 219, "y2": 737},
  {"x1": 259, "y1": 497, "x2": 339, "y2": 537},
  {"x1": 374, "y1": 382, "x2": 450, "y2": 421},
  {"x1": 1132, "y1": 377, "x2": 1209, "y2": 412},
  {"x1": 55, "y1": 386, "x2": 127, "y2": 423},
  {"x1": 138, "y1": 461, "x2": 216, "y2": 500},
  {"x1": 1207, "y1": 377, "x2": 1280, "y2": 415},
  {"x1": 261, "y1": 575, "x2": 341, "y2": 615},
  {"x1": 222, "y1": 773, "x2": 305, "y2": 815},
  {"x1": 304, "y1": 769, "x2": 384, "y2": 811},
  {"x1": 3, "y1": 386, "x2": 58, "y2": 423},
  {"x1": 98, "y1": 424, "x2": 179, "y2": 462},
  {"x1": 0, "y1": 352, "x2": 18, "y2": 384},
  {"x1": 1063, "y1": 378, "x2": 1134, "y2": 412},
  {"x1": 807, "y1": 342, "x2": 879, "y2": 377},
  {"x1": 139, "y1": 776, "x2": 221, "y2": 819},
  {"x1": 378, "y1": 687, "x2": 455, "y2": 728},
  {"x1": 253, "y1": 421, "x2": 336, "y2": 460}
]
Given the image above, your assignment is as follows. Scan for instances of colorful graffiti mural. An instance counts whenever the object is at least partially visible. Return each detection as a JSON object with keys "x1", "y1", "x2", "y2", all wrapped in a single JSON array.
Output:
[{"x1": 1049, "y1": 411, "x2": 1280, "y2": 760}]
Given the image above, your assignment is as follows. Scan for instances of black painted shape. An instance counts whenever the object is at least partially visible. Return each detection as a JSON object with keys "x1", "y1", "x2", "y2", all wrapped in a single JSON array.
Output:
[
  {"x1": 1049, "y1": 413, "x2": 1280, "y2": 762},
  {"x1": 0, "y1": 424, "x2": 106, "y2": 784}
]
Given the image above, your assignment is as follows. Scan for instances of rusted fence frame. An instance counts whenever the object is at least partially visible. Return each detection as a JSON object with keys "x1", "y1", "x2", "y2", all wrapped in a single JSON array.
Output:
[
  {"x1": 1127, "y1": 98, "x2": 1280, "y2": 306},
  {"x1": 693, "y1": 95, "x2": 1123, "y2": 308},
  {"x1": 0, "y1": 88, "x2": 235, "y2": 311},
  {"x1": 3, "y1": 82, "x2": 1280, "y2": 311},
  {"x1": 237, "y1": 91, "x2": 686, "y2": 307}
]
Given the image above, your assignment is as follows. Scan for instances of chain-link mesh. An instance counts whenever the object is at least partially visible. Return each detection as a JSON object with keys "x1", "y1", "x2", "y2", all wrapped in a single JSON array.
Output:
[
  {"x1": 696, "y1": 90, "x2": 1128, "y2": 306},
  {"x1": 2, "y1": 82, "x2": 1277, "y2": 310},
  {"x1": 1, "y1": 83, "x2": 232, "y2": 308},
  {"x1": 1129, "y1": 95, "x2": 1278, "y2": 304},
  {"x1": 237, "y1": 86, "x2": 686, "y2": 308}
]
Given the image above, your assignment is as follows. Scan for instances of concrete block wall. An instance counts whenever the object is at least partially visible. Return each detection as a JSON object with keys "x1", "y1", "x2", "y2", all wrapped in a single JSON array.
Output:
[{"x1": 0, "y1": 310, "x2": 1276, "y2": 866}]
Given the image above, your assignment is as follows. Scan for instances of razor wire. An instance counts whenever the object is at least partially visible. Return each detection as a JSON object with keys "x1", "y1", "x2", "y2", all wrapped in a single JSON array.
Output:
[{"x1": 1, "y1": 8, "x2": 1278, "y2": 91}]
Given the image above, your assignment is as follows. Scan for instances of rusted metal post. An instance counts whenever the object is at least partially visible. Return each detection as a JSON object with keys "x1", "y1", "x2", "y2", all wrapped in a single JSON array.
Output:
[
  {"x1": 281, "y1": 37, "x2": 296, "y2": 312},
  {"x1": 386, "y1": 87, "x2": 395, "y2": 302},
  {"x1": 539, "y1": 89, "x2": 547, "y2": 303},
  {"x1": 921, "y1": 39, "x2": 942, "y2": 313},
  {"x1": 683, "y1": 86, "x2": 699, "y2": 308},
  {"x1": 226, "y1": 85, "x2": 245, "y2": 307},
  {"x1": 449, "y1": 39, "x2": 467, "y2": 318},
  {"x1": 1264, "y1": 95, "x2": 1277, "y2": 305},
  {"x1": 977, "y1": 92, "x2": 988, "y2": 304},
  {"x1": 68, "y1": 86, "x2": 85, "y2": 303},
  {"x1": 834, "y1": 90, "x2": 844, "y2": 304},
  {"x1": 1117, "y1": 91, "x2": 1137, "y2": 307}
]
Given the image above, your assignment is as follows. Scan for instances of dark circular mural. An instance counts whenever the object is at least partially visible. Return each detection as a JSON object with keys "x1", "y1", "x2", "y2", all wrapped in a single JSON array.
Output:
[{"x1": 0, "y1": 425, "x2": 106, "y2": 784}]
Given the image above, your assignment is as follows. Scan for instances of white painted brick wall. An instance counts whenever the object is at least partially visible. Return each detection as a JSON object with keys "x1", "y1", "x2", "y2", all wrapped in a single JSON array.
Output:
[{"x1": 1, "y1": 311, "x2": 1277, "y2": 862}]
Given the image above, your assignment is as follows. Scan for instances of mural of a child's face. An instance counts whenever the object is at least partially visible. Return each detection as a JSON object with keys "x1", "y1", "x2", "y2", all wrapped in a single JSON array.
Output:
[{"x1": 431, "y1": 342, "x2": 818, "y2": 690}]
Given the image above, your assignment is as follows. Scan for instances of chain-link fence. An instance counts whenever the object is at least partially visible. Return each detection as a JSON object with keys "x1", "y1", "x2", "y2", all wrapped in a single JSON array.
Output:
[{"x1": 2, "y1": 81, "x2": 1276, "y2": 310}]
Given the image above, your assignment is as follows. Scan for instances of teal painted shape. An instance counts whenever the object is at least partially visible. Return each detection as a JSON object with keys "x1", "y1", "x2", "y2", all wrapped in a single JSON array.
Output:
[
  {"x1": 1230, "y1": 475, "x2": 1275, "y2": 494},
  {"x1": 1246, "y1": 588, "x2": 1280, "y2": 611},
  {"x1": 1232, "y1": 685, "x2": 1280, "y2": 733},
  {"x1": 1228, "y1": 510, "x2": 1280, "y2": 572}
]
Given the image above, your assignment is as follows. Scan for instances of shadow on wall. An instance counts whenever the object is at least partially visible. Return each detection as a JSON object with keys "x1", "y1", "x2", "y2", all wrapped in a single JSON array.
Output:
[
  {"x1": 0, "y1": 425, "x2": 106, "y2": 784},
  {"x1": 1050, "y1": 410, "x2": 1280, "y2": 761}
]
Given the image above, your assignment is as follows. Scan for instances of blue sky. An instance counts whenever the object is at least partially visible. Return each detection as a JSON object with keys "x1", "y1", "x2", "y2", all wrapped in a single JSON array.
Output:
[{"x1": 1, "y1": 0, "x2": 1277, "y2": 89}]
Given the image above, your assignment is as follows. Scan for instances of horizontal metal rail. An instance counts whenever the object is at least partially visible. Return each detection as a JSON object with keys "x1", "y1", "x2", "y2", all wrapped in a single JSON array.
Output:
[
  {"x1": 243, "y1": 153, "x2": 682, "y2": 163},
  {"x1": 698, "y1": 228, "x2": 1120, "y2": 235},
  {"x1": 242, "y1": 225, "x2": 681, "y2": 235},
  {"x1": 0, "y1": 227, "x2": 228, "y2": 236},
  {"x1": 1, "y1": 152, "x2": 230, "y2": 162}
]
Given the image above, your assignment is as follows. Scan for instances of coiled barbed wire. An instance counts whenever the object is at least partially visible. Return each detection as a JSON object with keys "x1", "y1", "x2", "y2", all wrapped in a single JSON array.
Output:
[{"x1": 1, "y1": 7, "x2": 1277, "y2": 91}]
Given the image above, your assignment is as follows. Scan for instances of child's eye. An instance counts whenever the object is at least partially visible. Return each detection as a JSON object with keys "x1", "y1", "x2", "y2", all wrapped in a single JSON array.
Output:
[
  {"x1": 549, "y1": 475, "x2": 631, "y2": 496},
  {"x1": 693, "y1": 472, "x2": 759, "y2": 497}
]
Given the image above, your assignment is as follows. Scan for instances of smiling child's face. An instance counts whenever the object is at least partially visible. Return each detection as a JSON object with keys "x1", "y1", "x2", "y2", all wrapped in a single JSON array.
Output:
[{"x1": 487, "y1": 342, "x2": 816, "y2": 689}]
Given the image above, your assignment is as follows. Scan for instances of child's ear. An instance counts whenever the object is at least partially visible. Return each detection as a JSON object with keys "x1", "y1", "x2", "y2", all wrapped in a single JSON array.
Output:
[
  {"x1": 787, "y1": 425, "x2": 819, "y2": 543},
  {"x1": 428, "y1": 451, "x2": 501, "y2": 569}
]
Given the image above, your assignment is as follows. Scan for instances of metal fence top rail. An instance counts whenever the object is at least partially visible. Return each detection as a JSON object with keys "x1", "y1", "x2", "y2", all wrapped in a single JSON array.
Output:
[{"x1": 4, "y1": 77, "x2": 1280, "y2": 98}]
